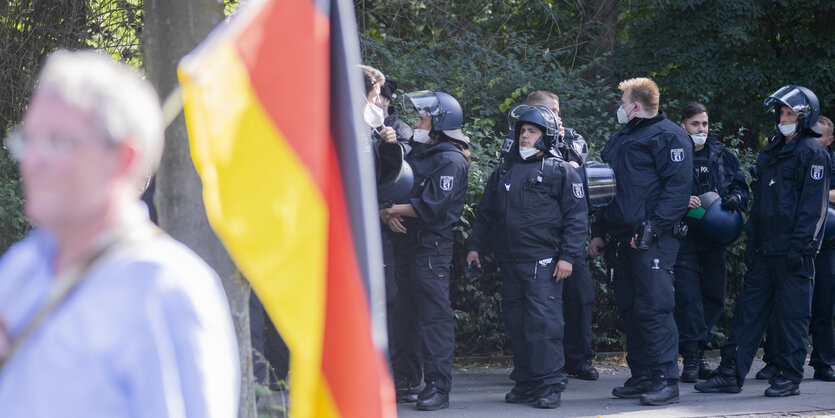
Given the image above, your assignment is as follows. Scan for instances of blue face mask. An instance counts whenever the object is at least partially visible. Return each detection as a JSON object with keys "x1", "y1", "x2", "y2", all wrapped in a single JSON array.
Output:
[{"x1": 779, "y1": 123, "x2": 797, "y2": 136}]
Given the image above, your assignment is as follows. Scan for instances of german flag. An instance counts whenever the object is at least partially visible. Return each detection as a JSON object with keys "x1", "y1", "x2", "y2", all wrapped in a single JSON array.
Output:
[{"x1": 177, "y1": 0, "x2": 395, "y2": 416}]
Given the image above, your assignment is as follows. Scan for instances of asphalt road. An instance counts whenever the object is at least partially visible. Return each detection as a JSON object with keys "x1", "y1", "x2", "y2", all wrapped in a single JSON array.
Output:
[{"x1": 396, "y1": 356, "x2": 835, "y2": 417}]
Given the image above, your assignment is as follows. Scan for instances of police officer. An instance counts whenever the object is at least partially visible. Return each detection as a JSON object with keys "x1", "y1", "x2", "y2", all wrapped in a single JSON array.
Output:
[
  {"x1": 674, "y1": 103, "x2": 749, "y2": 382},
  {"x1": 504, "y1": 90, "x2": 598, "y2": 380},
  {"x1": 587, "y1": 77, "x2": 692, "y2": 406},
  {"x1": 467, "y1": 106, "x2": 588, "y2": 409},
  {"x1": 695, "y1": 85, "x2": 828, "y2": 397},
  {"x1": 380, "y1": 91, "x2": 470, "y2": 411},
  {"x1": 810, "y1": 115, "x2": 835, "y2": 381}
]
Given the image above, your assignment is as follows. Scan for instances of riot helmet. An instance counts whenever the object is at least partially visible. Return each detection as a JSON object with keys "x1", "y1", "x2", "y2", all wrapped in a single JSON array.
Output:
[
  {"x1": 764, "y1": 85, "x2": 820, "y2": 130},
  {"x1": 403, "y1": 90, "x2": 469, "y2": 147},
  {"x1": 685, "y1": 191, "x2": 743, "y2": 245},
  {"x1": 513, "y1": 105, "x2": 559, "y2": 152}
]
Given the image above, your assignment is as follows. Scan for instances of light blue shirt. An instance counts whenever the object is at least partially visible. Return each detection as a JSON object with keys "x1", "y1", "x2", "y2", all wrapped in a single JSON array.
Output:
[{"x1": 0, "y1": 215, "x2": 240, "y2": 417}]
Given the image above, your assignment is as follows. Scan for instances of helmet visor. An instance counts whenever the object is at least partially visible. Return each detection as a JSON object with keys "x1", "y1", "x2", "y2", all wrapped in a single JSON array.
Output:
[
  {"x1": 513, "y1": 105, "x2": 560, "y2": 138},
  {"x1": 508, "y1": 104, "x2": 532, "y2": 130},
  {"x1": 403, "y1": 90, "x2": 441, "y2": 115},
  {"x1": 764, "y1": 86, "x2": 811, "y2": 116}
]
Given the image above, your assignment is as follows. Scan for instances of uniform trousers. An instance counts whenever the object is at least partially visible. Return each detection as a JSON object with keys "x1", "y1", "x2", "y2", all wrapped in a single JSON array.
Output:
[
  {"x1": 720, "y1": 255, "x2": 813, "y2": 385},
  {"x1": 501, "y1": 259, "x2": 566, "y2": 389},
  {"x1": 392, "y1": 253, "x2": 454, "y2": 392}
]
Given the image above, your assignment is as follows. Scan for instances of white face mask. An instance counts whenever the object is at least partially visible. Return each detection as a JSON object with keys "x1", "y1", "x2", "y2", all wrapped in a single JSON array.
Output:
[
  {"x1": 779, "y1": 123, "x2": 797, "y2": 137},
  {"x1": 690, "y1": 133, "x2": 708, "y2": 146},
  {"x1": 363, "y1": 101, "x2": 385, "y2": 128},
  {"x1": 519, "y1": 146, "x2": 539, "y2": 160},
  {"x1": 413, "y1": 129, "x2": 431, "y2": 144},
  {"x1": 617, "y1": 103, "x2": 635, "y2": 125}
]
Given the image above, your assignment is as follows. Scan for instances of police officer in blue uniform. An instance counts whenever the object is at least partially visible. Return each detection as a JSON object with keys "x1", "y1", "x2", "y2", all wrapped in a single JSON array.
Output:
[
  {"x1": 809, "y1": 115, "x2": 835, "y2": 382},
  {"x1": 380, "y1": 90, "x2": 470, "y2": 411},
  {"x1": 588, "y1": 77, "x2": 692, "y2": 406},
  {"x1": 695, "y1": 85, "x2": 829, "y2": 397},
  {"x1": 674, "y1": 103, "x2": 749, "y2": 382},
  {"x1": 467, "y1": 106, "x2": 588, "y2": 409},
  {"x1": 757, "y1": 114, "x2": 835, "y2": 383},
  {"x1": 502, "y1": 90, "x2": 599, "y2": 381}
]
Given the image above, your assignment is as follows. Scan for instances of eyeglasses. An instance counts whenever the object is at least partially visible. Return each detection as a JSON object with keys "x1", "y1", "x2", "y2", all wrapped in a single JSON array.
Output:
[{"x1": 3, "y1": 128, "x2": 100, "y2": 162}]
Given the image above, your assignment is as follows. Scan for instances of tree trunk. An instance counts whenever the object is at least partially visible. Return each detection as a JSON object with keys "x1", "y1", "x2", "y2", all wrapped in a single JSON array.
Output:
[{"x1": 142, "y1": 2, "x2": 257, "y2": 417}]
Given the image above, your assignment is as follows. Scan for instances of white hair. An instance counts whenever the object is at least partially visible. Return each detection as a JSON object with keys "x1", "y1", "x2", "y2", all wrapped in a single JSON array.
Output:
[{"x1": 36, "y1": 49, "x2": 164, "y2": 177}]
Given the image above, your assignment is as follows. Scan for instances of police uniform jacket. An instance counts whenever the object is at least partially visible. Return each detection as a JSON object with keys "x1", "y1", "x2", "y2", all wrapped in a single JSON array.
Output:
[
  {"x1": 392, "y1": 141, "x2": 469, "y2": 261},
  {"x1": 591, "y1": 112, "x2": 692, "y2": 239},
  {"x1": 746, "y1": 132, "x2": 830, "y2": 256},
  {"x1": 468, "y1": 147, "x2": 589, "y2": 264},
  {"x1": 823, "y1": 147, "x2": 835, "y2": 250}
]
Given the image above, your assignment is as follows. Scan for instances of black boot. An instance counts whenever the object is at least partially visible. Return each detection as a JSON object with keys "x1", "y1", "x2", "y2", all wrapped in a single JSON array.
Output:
[
  {"x1": 680, "y1": 352, "x2": 699, "y2": 383},
  {"x1": 566, "y1": 360, "x2": 599, "y2": 381},
  {"x1": 813, "y1": 365, "x2": 835, "y2": 382},
  {"x1": 694, "y1": 368, "x2": 741, "y2": 393},
  {"x1": 394, "y1": 376, "x2": 421, "y2": 403},
  {"x1": 764, "y1": 375, "x2": 799, "y2": 397},
  {"x1": 612, "y1": 374, "x2": 652, "y2": 399},
  {"x1": 639, "y1": 375, "x2": 680, "y2": 406},
  {"x1": 505, "y1": 382, "x2": 537, "y2": 404},
  {"x1": 755, "y1": 363, "x2": 777, "y2": 380},
  {"x1": 533, "y1": 385, "x2": 561, "y2": 409},
  {"x1": 698, "y1": 355, "x2": 713, "y2": 380},
  {"x1": 416, "y1": 382, "x2": 449, "y2": 411}
]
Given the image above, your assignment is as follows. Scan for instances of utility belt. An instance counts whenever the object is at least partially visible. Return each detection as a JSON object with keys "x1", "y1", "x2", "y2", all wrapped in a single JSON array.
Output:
[
  {"x1": 602, "y1": 220, "x2": 686, "y2": 289},
  {"x1": 605, "y1": 220, "x2": 688, "y2": 250}
]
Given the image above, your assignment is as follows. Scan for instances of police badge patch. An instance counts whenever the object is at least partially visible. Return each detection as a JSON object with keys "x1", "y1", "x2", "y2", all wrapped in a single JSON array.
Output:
[
  {"x1": 670, "y1": 148, "x2": 685, "y2": 162},
  {"x1": 572, "y1": 183, "x2": 584, "y2": 199},
  {"x1": 572, "y1": 141, "x2": 585, "y2": 155},
  {"x1": 440, "y1": 176, "x2": 454, "y2": 191},
  {"x1": 501, "y1": 138, "x2": 514, "y2": 153},
  {"x1": 811, "y1": 165, "x2": 824, "y2": 180}
]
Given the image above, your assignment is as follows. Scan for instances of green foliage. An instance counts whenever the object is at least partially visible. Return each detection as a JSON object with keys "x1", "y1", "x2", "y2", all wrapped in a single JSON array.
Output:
[
  {"x1": 0, "y1": 147, "x2": 27, "y2": 253},
  {"x1": 362, "y1": 33, "x2": 620, "y2": 354},
  {"x1": 614, "y1": 0, "x2": 835, "y2": 147}
]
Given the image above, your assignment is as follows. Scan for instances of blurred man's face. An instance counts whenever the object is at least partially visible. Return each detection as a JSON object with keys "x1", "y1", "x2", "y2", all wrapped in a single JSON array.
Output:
[{"x1": 19, "y1": 91, "x2": 122, "y2": 231}]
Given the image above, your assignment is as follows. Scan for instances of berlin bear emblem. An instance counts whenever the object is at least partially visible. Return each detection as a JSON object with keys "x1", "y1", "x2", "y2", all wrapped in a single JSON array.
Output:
[
  {"x1": 440, "y1": 175, "x2": 454, "y2": 191},
  {"x1": 670, "y1": 148, "x2": 684, "y2": 162},
  {"x1": 811, "y1": 165, "x2": 824, "y2": 180},
  {"x1": 572, "y1": 183, "x2": 584, "y2": 199}
]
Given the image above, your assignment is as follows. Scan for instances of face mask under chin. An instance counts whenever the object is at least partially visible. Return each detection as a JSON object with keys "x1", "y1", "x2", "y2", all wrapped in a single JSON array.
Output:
[{"x1": 519, "y1": 146, "x2": 539, "y2": 160}]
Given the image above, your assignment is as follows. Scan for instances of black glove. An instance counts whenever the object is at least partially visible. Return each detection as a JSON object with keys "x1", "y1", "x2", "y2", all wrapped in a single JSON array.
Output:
[
  {"x1": 721, "y1": 193, "x2": 741, "y2": 211},
  {"x1": 786, "y1": 251, "x2": 803, "y2": 271},
  {"x1": 465, "y1": 260, "x2": 484, "y2": 283}
]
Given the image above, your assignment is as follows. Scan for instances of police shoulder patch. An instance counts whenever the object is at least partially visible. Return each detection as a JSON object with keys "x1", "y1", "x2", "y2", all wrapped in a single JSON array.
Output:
[
  {"x1": 670, "y1": 148, "x2": 685, "y2": 162},
  {"x1": 811, "y1": 165, "x2": 824, "y2": 180},
  {"x1": 440, "y1": 175, "x2": 454, "y2": 191},
  {"x1": 501, "y1": 138, "x2": 514, "y2": 153},
  {"x1": 572, "y1": 140, "x2": 585, "y2": 154},
  {"x1": 572, "y1": 183, "x2": 585, "y2": 199}
]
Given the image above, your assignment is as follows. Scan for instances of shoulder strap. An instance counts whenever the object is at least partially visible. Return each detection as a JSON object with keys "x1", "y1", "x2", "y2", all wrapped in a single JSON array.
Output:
[{"x1": 0, "y1": 224, "x2": 163, "y2": 373}]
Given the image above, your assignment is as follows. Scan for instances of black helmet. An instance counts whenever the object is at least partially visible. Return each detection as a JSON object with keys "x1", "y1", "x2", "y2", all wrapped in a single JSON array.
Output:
[
  {"x1": 686, "y1": 192, "x2": 743, "y2": 245},
  {"x1": 403, "y1": 90, "x2": 469, "y2": 147},
  {"x1": 764, "y1": 85, "x2": 820, "y2": 130},
  {"x1": 513, "y1": 105, "x2": 559, "y2": 152},
  {"x1": 824, "y1": 205, "x2": 835, "y2": 240}
]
